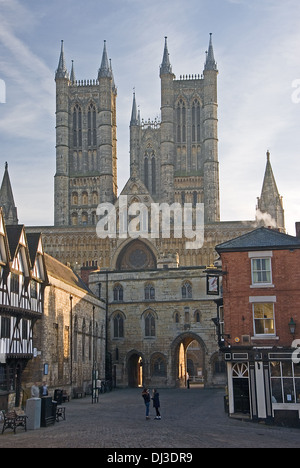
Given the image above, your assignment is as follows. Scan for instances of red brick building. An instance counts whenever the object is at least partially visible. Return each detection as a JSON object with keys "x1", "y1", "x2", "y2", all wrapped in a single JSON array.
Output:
[{"x1": 215, "y1": 227, "x2": 300, "y2": 425}]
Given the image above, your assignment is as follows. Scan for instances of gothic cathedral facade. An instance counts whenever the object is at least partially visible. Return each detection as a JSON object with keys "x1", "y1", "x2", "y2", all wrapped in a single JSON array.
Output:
[{"x1": 26, "y1": 35, "x2": 284, "y2": 388}]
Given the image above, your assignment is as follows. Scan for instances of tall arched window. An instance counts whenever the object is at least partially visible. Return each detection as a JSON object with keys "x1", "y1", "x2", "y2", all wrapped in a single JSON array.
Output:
[
  {"x1": 192, "y1": 99, "x2": 201, "y2": 143},
  {"x1": 176, "y1": 99, "x2": 186, "y2": 143},
  {"x1": 182, "y1": 281, "x2": 192, "y2": 299},
  {"x1": 82, "y1": 191, "x2": 88, "y2": 205},
  {"x1": 82, "y1": 212, "x2": 88, "y2": 225},
  {"x1": 145, "y1": 284, "x2": 155, "y2": 301},
  {"x1": 151, "y1": 157, "x2": 156, "y2": 194},
  {"x1": 71, "y1": 212, "x2": 78, "y2": 226},
  {"x1": 144, "y1": 156, "x2": 149, "y2": 189},
  {"x1": 72, "y1": 192, "x2": 78, "y2": 205},
  {"x1": 92, "y1": 191, "x2": 98, "y2": 205},
  {"x1": 152, "y1": 354, "x2": 167, "y2": 377},
  {"x1": 88, "y1": 103, "x2": 97, "y2": 147},
  {"x1": 145, "y1": 311, "x2": 156, "y2": 337},
  {"x1": 113, "y1": 313, "x2": 124, "y2": 338},
  {"x1": 113, "y1": 284, "x2": 124, "y2": 302},
  {"x1": 73, "y1": 104, "x2": 82, "y2": 148}
]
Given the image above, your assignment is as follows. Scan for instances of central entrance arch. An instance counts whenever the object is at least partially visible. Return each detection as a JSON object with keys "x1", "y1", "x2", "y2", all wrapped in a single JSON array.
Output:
[{"x1": 171, "y1": 333, "x2": 206, "y2": 387}]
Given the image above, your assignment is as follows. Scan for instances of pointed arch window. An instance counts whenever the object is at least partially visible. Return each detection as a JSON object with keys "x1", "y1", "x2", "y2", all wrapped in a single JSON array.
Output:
[
  {"x1": 82, "y1": 212, "x2": 88, "y2": 225},
  {"x1": 182, "y1": 281, "x2": 192, "y2": 299},
  {"x1": 145, "y1": 311, "x2": 156, "y2": 337},
  {"x1": 176, "y1": 99, "x2": 186, "y2": 143},
  {"x1": 88, "y1": 104, "x2": 97, "y2": 147},
  {"x1": 151, "y1": 157, "x2": 156, "y2": 194},
  {"x1": 71, "y1": 212, "x2": 78, "y2": 226},
  {"x1": 192, "y1": 99, "x2": 201, "y2": 143},
  {"x1": 72, "y1": 192, "x2": 78, "y2": 206},
  {"x1": 145, "y1": 283, "x2": 155, "y2": 301},
  {"x1": 113, "y1": 284, "x2": 124, "y2": 302},
  {"x1": 73, "y1": 104, "x2": 82, "y2": 148},
  {"x1": 144, "y1": 156, "x2": 149, "y2": 189},
  {"x1": 82, "y1": 191, "x2": 88, "y2": 205},
  {"x1": 113, "y1": 313, "x2": 124, "y2": 338},
  {"x1": 152, "y1": 355, "x2": 167, "y2": 377}
]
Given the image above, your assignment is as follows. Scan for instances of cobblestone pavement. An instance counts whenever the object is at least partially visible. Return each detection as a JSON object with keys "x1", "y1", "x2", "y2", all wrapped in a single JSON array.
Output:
[{"x1": 1, "y1": 387, "x2": 300, "y2": 448}]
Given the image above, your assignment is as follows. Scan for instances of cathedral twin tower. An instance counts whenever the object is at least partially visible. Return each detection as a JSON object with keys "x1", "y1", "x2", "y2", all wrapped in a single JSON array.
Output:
[{"x1": 54, "y1": 36, "x2": 220, "y2": 228}]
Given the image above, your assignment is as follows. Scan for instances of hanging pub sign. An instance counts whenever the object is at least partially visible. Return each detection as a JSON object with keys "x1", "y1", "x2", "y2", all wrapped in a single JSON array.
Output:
[{"x1": 207, "y1": 275, "x2": 219, "y2": 296}]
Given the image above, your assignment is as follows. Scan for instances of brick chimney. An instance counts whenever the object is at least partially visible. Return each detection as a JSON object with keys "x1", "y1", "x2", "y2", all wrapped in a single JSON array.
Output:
[{"x1": 296, "y1": 222, "x2": 300, "y2": 239}]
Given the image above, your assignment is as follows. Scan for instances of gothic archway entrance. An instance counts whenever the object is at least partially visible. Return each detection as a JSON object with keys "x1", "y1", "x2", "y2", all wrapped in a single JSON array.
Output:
[
  {"x1": 171, "y1": 333, "x2": 206, "y2": 387},
  {"x1": 127, "y1": 352, "x2": 143, "y2": 388}
]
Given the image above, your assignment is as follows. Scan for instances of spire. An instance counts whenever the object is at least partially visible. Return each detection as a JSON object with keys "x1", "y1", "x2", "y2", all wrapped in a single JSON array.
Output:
[
  {"x1": 0, "y1": 163, "x2": 18, "y2": 225},
  {"x1": 160, "y1": 37, "x2": 173, "y2": 76},
  {"x1": 98, "y1": 40, "x2": 112, "y2": 79},
  {"x1": 205, "y1": 33, "x2": 217, "y2": 71},
  {"x1": 130, "y1": 91, "x2": 139, "y2": 126},
  {"x1": 70, "y1": 60, "x2": 76, "y2": 84},
  {"x1": 55, "y1": 40, "x2": 69, "y2": 80},
  {"x1": 109, "y1": 59, "x2": 117, "y2": 94},
  {"x1": 256, "y1": 151, "x2": 285, "y2": 231}
]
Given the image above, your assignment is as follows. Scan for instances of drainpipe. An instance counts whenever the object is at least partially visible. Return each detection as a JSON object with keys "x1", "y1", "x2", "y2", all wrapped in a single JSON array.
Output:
[{"x1": 69, "y1": 295, "x2": 73, "y2": 387}]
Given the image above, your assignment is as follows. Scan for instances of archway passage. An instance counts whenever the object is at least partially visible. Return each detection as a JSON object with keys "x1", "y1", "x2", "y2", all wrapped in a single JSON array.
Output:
[
  {"x1": 186, "y1": 340, "x2": 205, "y2": 385},
  {"x1": 128, "y1": 353, "x2": 143, "y2": 388},
  {"x1": 172, "y1": 333, "x2": 206, "y2": 388}
]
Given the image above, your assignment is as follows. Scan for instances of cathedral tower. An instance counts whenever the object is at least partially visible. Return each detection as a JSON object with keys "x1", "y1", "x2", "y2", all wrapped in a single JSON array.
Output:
[
  {"x1": 54, "y1": 41, "x2": 117, "y2": 227},
  {"x1": 160, "y1": 37, "x2": 175, "y2": 204},
  {"x1": 129, "y1": 35, "x2": 220, "y2": 221},
  {"x1": 203, "y1": 34, "x2": 220, "y2": 223}
]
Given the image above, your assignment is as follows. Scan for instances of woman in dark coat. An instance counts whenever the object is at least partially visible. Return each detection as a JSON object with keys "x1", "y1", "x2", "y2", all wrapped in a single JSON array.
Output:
[
  {"x1": 142, "y1": 388, "x2": 151, "y2": 420},
  {"x1": 152, "y1": 389, "x2": 161, "y2": 420}
]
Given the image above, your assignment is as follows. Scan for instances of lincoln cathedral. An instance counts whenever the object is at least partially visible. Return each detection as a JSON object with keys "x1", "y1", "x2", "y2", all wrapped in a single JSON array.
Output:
[{"x1": 1, "y1": 35, "x2": 285, "y2": 396}]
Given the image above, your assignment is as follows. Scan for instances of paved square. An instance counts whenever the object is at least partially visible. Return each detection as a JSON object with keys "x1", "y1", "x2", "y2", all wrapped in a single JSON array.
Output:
[{"x1": 0, "y1": 388, "x2": 299, "y2": 448}]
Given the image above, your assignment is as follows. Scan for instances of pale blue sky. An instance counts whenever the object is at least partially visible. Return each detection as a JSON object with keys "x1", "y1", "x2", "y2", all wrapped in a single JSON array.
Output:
[{"x1": 0, "y1": 0, "x2": 299, "y2": 234}]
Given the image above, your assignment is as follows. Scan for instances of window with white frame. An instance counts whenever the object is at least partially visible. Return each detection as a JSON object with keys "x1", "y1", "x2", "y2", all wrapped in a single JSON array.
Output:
[
  {"x1": 251, "y1": 257, "x2": 272, "y2": 285},
  {"x1": 253, "y1": 303, "x2": 275, "y2": 336},
  {"x1": 270, "y1": 361, "x2": 300, "y2": 404}
]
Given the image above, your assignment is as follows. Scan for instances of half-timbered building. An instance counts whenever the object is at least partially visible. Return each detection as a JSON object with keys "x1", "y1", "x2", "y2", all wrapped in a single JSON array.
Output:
[{"x1": 0, "y1": 210, "x2": 48, "y2": 410}]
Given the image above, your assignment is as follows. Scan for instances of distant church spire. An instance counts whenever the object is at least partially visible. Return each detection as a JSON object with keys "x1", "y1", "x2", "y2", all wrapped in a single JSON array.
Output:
[
  {"x1": 160, "y1": 37, "x2": 172, "y2": 76},
  {"x1": 205, "y1": 33, "x2": 217, "y2": 71},
  {"x1": 70, "y1": 60, "x2": 76, "y2": 84},
  {"x1": 256, "y1": 150, "x2": 285, "y2": 231},
  {"x1": 55, "y1": 40, "x2": 69, "y2": 80},
  {"x1": 0, "y1": 163, "x2": 18, "y2": 225},
  {"x1": 98, "y1": 40, "x2": 112, "y2": 79},
  {"x1": 130, "y1": 91, "x2": 139, "y2": 126}
]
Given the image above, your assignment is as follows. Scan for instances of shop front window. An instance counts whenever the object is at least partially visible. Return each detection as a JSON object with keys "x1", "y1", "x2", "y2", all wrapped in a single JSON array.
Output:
[{"x1": 270, "y1": 361, "x2": 300, "y2": 404}]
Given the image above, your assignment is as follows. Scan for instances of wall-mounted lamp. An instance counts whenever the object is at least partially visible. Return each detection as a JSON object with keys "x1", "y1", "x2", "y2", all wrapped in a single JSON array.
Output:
[{"x1": 289, "y1": 317, "x2": 296, "y2": 336}]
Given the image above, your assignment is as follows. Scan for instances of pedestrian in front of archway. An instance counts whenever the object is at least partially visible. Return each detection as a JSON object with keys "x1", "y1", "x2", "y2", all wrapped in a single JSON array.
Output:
[
  {"x1": 152, "y1": 389, "x2": 161, "y2": 420},
  {"x1": 142, "y1": 388, "x2": 150, "y2": 420}
]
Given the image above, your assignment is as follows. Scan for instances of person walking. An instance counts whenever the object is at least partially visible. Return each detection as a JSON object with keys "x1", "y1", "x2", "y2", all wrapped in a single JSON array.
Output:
[
  {"x1": 152, "y1": 389, "x2": 161, "y2": 420},
  {"x1": 40, "y1": 381, "x2": 48, "y2": 397},
  {"x1": 142, "y1": 388, "x2": 151, "y2": 420}
]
